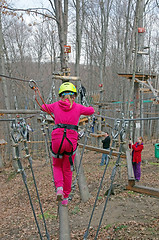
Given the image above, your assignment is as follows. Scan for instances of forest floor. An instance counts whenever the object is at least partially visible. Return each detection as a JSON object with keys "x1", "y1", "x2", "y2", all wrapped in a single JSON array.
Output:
[{"x1": 0, "y1": 140, "x2": 159, "y2": 240}]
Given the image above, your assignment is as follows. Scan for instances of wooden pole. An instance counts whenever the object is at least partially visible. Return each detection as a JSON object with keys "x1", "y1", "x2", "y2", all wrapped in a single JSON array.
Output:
[
  {"x1": 74, "y1": 149, "x2": 91, "y2": 202},
  {"x1": 59, "y1": 204, "x2": 70, "y2": 240}
]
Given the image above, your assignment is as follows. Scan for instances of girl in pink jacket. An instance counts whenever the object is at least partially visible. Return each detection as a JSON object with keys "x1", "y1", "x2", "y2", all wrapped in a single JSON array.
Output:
[
  {"x1": 42, "y1": 82, "x2": 95, "y2": 206},
  {"x1": 129, "y1": 136, "x2": 144, "y2": 182}
]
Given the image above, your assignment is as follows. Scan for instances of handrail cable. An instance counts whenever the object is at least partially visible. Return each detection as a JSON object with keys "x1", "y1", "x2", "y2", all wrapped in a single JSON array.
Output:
[
  {"x1": 11, "y1": 122, "x2": 43, "y2": 240},
  {"x1": 19, "y1": 119, "x2": 50, "y2": 240},
  {"x1": 94, "y1": 120, "x2": 128, "y2": 239},
  {"x1": 83, "y1": 119, "x2": 123, "y2": 239}
]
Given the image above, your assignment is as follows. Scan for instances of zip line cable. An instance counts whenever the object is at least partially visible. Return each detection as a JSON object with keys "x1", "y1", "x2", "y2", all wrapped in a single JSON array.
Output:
[
  {"x1": 0, "y1": 74, "x2": 43, "y2": 83},
  {"x1": 1, "y1": 73, "x2": 157, "y2": 107}
]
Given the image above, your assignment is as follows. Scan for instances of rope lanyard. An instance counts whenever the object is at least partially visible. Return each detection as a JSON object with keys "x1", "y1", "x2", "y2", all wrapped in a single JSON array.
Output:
[{"x1": 29, "y1": 80, "x2": 55, "y2": 121}]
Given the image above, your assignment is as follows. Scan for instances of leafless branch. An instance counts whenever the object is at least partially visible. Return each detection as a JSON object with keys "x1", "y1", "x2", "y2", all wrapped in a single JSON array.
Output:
[{"x1": 5, "y1": 7, "x2": 56, "y2": 21}]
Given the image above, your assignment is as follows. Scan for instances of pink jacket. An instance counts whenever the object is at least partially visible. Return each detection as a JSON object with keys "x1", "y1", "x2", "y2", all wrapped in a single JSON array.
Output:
[
  {"x1": 129, "y1": 142, "x2": 144, "y2": 163},
  {"x1": 42, "y1": 99, "x2": 95, "y2": 140}
]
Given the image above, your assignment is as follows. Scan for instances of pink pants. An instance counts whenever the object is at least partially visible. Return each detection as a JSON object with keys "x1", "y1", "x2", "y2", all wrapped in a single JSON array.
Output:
[{"x1": 52, "y1": 135, "x2": 77, "y2": 199}]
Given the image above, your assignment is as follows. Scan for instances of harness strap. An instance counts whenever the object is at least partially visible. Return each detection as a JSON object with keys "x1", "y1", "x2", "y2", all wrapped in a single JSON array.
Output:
[
  {"x1": 51, "y1": 123, "x2": 78, "y2": 171},
  {"x1": 53, "y1": 123, "x2": 78, "y2": 131}
]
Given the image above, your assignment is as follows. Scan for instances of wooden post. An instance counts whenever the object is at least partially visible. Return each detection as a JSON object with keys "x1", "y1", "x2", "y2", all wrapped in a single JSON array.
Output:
[
  {"x1": 59, "y1": 204, "x2": 70, "y2": 240},
  {"x1": 74, "y1": 149, "x2": 91, "y2": 202},
  {"x1": 126, "y1": 150, "x2": 135, "y2": 187},
  {"x1": 0, "y1": 139, "x2": 7, "y2": 168}
]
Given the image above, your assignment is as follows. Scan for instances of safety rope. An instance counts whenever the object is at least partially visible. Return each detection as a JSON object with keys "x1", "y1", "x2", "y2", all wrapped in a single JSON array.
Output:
[
  {"x1": 29, "y1": 80, "x2": 55, "y2": 121},
  {"x1": 83, "y1": 119, "x2": 128, "y2": 240}
]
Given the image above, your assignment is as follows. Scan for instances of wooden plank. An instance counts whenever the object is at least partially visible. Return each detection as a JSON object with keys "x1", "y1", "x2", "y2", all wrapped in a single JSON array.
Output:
[
  {"x1": 93, "y1": 102, "x2": 109, "y2": 106},
  {"x1": 53, "y1": 75, "x2": 80, "y2": 81},
  {"x1": 0, "y1": 139, "x2": 7, "y2": 145},
  {"x1": 139, "y1": 88, "x2": 152, "y2": 92},
  {"x1": 118, "y1": 73, "x2": 156, "y2": 80},
  {"x1": 90, "y1": 132, "x2": 106, "y2": 138},
  {"x1": 79, "y1": 117, "x2": 88, "y2": 124},
  {"x1": 126, "y1": 185, "x2": 159, "y2": 197},
  {"x1": 126, "y1": 150, "x2": 135, "y2": 180},
  {"x1": 78, "y1": 143, "x2": 126, "y2": 159},
  {"x1": 143, "y1": 112, "x2": 159, "y2": 115}
]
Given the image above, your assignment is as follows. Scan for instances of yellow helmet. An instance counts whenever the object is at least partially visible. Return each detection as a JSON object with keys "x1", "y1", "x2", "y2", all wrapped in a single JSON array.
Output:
[{"x1": 59, "y1": 82, "x2": 77, "y2": 96}]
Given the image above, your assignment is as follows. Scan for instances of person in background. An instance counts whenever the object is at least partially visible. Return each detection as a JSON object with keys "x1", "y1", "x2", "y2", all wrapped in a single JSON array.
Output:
[
  {"x1": 92, "y1": 115, "x2": 96, "y2": 133},
  {"x1": 100, "y1": 132, "x2": 111, "y2": 166},
  {"x1": 79, "y1": 85, "x2": 86, "y2": 104},
  {"x1": 26, "y1": 123, "x2": 33, "y2": 142},
  {"x1": 129, "y1": 136, "x2": 144, "y2": 182},
  {"x1": 41, "y1": 82, "x2": 95, "y2": 206}
]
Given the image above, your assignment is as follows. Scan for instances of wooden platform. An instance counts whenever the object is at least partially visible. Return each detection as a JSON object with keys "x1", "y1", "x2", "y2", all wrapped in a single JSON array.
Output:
[
  {"x1": 0, "y1": 139, "x2": 7, "y2": 145},
  {"x1": 90, "y1": 132, "x2": 106, "y2": 138},
  {"x1": 126, "y1": 184, "x2": 159, "y2": 197},
  {"x1": 118, "y1": 73, "x2": 156, "y2": 80},
  {"x1": 126, "y1": 150, "x2": 159, "y2": 197}
]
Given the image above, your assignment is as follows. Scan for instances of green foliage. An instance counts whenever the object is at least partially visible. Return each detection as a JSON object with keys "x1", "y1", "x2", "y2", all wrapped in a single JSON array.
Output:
[
  {"x1": 97, "y1": 196, "x2": 102, "y2": 200},
  {"x1": 7, "y1": 171, "x2": 17, "y2": 181},
  {"x1": 39, "y1": 210, "x2": 56, "y2": 220},
  {"x1": 148, "y1": 162, "x2": 159, "y2": 166},
  {"x1": 114, "y1": 224, "x2": 127, "y2": 231},
  {"x1": 71, "y1": 206, "x2": 80, "y2": 215},
  {"x1": 104, "y1": 224, "x2": 112, "y2": 230}
]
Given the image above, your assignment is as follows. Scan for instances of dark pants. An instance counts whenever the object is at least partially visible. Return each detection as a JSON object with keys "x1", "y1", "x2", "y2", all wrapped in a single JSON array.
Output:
[
  {"x1": 133, "y1": 162, "x2": 141, "y2": 180},
  {"x1": 100, "y1": 148, "x2": 109, "y2": 166}
]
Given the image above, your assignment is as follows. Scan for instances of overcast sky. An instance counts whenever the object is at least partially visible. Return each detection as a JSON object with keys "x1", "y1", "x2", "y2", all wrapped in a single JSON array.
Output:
[{"x1": 14, "y1": 0, "x2": 47, "y2": 9}]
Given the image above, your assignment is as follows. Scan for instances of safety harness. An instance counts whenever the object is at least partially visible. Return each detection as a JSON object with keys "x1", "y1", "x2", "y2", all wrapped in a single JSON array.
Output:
[{"x1": 50, "y1": 123, "x2": 78, "y2": 171}]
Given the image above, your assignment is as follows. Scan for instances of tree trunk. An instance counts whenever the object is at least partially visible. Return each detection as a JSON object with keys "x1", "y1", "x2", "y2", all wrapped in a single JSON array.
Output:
[{"x1": 0, "y1": 10, "x2": 18, "y2": 170}]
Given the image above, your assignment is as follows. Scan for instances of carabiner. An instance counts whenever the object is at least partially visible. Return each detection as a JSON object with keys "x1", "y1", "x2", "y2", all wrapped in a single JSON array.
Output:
[{"x1": 29, "y1": 79, "x2": 38, "y2": 90}]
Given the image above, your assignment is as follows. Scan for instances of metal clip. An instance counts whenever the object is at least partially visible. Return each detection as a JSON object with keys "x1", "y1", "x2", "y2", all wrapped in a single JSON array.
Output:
[{"x1": 29, "y1": 79, "x2": 37, "y2": 90}]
